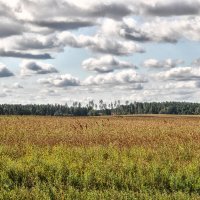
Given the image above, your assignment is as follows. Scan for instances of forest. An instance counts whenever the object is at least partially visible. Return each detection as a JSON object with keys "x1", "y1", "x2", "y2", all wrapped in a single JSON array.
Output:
[{"x1": 0, "y1": 101, "x2": 200, "y2": 116}]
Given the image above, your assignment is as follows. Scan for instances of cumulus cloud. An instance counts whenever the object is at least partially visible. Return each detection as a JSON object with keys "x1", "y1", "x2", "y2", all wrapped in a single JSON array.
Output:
[
  {"x1": 103, "y1": 17, "x2": 200, "y2": 43},
  {"x1": 143, "y1": 58, "x2": 183, "y2": 69},
  {"x1": 0, "y1": 19, "x2": 24, "y2": 38},
  {"x1": 38, "y1": 74, "x2": 80, "y2": 87},
  {"x1": 164, "y1": 81, "x2": 198, "y2": 89},
  {"x1": 1, "y1": 0, "x2": 200, "y2": 103},
  {"x1": 20, "y1": 60, "x2": 58, "y2": 76},
  {"x1": 0, "y1": 49, "x2": 52, "y2": 59},
  {"x1": 0, "y1": 2, "x2": 13, "y2": 18},
  {"x1": 8, "y1": 33, "x2": 63, "y2": 53},
  {"x1": 156, "y1": 67, "x2": 200, "y2": 81},
  {"x1": 83, "y1": 69, "x2": 147, "y2": 86},
  {"x1": 60, "y1": 32, "x2": 144, "y2": 55},
  {"x1": 18, "y1": 0, "x2": 133, "y2": 21},
  {"x1": 87, "y1": 2, "x2": 133, "y2": 19},
  {"x1": 3, "y1": 30, "x2": 144, "y2": 58},
  {"x1": 114, "y1": 84, "x2": 143, "y2": 90},
  {"x1": 0, "y1": 63, "x2": 14, "y2": 78},
  {"x1": 0, "y1": 1, "x2": 140, "y2": 58},
  {"x1": 1, "y1": 0, "x2": 200, "y2": 61},
  {"x1": 17, "y1": 0, "x2": 200, "y2": 22},
  {"x1": 30, "y1": 20, "x2": 96, "y2": 31},
  {"x1": 142, "y1": 0, "x2": 200, "y2": 16},
  {"x1": 40, "y1": 89, "x2": 60, "y2": 96},
  {"x1": 82, "y1": 55, "x2": 136, "y2": 73}
]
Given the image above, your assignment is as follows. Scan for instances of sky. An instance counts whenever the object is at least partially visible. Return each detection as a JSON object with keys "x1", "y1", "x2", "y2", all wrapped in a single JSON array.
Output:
[{"x1": 0, "y1": 0, "x2": 200, "y2": 104}]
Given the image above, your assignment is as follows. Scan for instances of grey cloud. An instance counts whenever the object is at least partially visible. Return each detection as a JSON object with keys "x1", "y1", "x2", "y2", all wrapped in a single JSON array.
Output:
[
  {"x1": 117, "y1": 17, "x2": 200, "y2": 43},
  {"x1": 0, "y1": 4, "x2": 9, "y2": 17},
  {"x1": 0, "y1": 19, "x2": 24, "y2": 38},
  {"x1": 0, "y1": 93, "x2": 7, "y2": 98},
  {"x1": 2, "y1": 26, "x2": 144, "y2": 59},
  {"x1": 143, "y1": 1, "x2": 200, "y2": 16},
  {"x1": 20, "y1": 0, "x2": 132, "y2": 20},
  {"x1": 20, "y1": 60, "x2": 58, "y2": 76},
  {"x1": 0, "y1": 49, "x2": 52, "y2": 59},
  {"x1": 120, "y1": 27, "x2": 178, "y2": 43},
  {"x1": 89, "y1": 3, "x2": 132, "y2": 19},
  {"x1": 31, "y1": 20, "x2": 95, "y2": 31},
  {"x1": 195, "y1": 81, "x2": 200, "y2": 87},
  {"x1": 170, "y1": 90, "x2": 196, "y2": 96},
  {"x1": 0, "y1": 2, "x2": 15, "y2": 19},
  {"x1": 0, "y1": 64, "x2": 14, "y2": 78},
  {"x1": 60, "y1": 32, "x2": 145, "y2": 56},
  {"x1": 119, "y1": 20, "x2": 175, "y2": 43},
  {"x1": 14, "y1": 31, "x2": 135, "y2": 58},
  {"x1": 121, "y1": 30, "x2": 152, "y2": 43},
  {"x1": 82, "y1": 55, "x2": 136, "y2": 73},
  {"x1": 18, "y1": 0, "x2": 200, "y2": 23},
  {"x1": 13, "y1": 34, "x2": 61, "y2": 51}
]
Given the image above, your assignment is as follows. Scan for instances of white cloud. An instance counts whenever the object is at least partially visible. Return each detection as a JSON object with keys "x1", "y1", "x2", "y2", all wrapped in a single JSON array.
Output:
[
  {"x1": 84, "y1": 69, "x2": 147, "y2": 86},
  {"x1": 82, "y1": 55, "x2": 136, "y2": 73},
  {"x1": 38, "y1": 74, "x2": 80, "y2": 87},
  {"x1": 15, "y1": 0, "x2": 200, "y2": 22},
  {"x1": 114, "y1": 84, "x2": 143, "y2": 90},
  {"x1": 17, "y1": 0, "x2": 133, "y2": 21},
  {"x1": 164, "y1": 81, "x2": 198, "y2": 89},
  {"x1": 40, "y1": 89, "x2": 60, "y2": 96},
  {"x1": 59, "y1": 32, "x2": 145, "y2": 56},
  {"x1": 155, "y1": 67, "x2": 200, "y2": 81},
  {"x1": 103, "y1": 16, "x2": 200, "y2": 43},
  {"x1": 0, "y1": 0, "x2": 200, "y2": 61},
  {"x1": 143, "y1": 58, "x2": 183, "y2": 69},
  {"x1": 192, "y1": 58, "x2": 200, "y2": 66},
  {"x1": 1, "y1": 0, "x2": 200, "y2": 103},
  {"x1": 12, "y1": 82, "x2": 24, "y2": 89},
  {"x1": 3, "y1": 88, "x2": 12, "y2": 93}
]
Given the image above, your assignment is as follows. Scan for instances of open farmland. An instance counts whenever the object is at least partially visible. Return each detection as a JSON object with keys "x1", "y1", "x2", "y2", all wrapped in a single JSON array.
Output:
[{"x1": 0, "y1": 116, "x2": 200, "y2": 199}]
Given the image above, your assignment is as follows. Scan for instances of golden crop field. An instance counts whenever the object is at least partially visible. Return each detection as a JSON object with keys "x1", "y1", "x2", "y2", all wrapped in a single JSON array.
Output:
[{"x1": 0, "y1": 116, "x2": 200, "y2": 199}]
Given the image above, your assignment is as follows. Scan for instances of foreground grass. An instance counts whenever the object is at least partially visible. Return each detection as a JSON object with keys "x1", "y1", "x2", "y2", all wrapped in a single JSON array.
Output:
[{"x1": 0, "y1": 116, "x2": 200, "y2": 199}]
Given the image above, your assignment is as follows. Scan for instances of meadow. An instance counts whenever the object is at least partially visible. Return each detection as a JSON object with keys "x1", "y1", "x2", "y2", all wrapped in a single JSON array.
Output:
[{"x1": 0, "y1": 115, "x2": 199, "y2": 199}]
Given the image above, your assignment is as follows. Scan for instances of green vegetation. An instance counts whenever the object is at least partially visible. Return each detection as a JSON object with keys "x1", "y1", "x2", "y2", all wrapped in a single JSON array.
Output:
[
  {"x1": 0, "y1": 116, "x2": 199, "y2": 199},
  {"x1": 1, "y1": 101, "x2": 200, "y2": 116}
]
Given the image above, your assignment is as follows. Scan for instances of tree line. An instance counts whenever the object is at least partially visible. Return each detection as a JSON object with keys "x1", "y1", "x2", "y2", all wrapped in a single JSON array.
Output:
[{"x1": 0, "y1": 101, "x2": 200, "y2": 116}]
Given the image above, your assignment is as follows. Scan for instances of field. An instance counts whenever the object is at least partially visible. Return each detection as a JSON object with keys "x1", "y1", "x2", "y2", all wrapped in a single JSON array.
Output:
[{"x1": 0, "y1": 115, "x2": 200, "y2": 200}]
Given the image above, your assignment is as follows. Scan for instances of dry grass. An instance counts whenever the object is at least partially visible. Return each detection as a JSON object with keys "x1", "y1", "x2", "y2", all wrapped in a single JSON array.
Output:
[
  {"x1": 0, "y1": 115, "x2": 200, "y2": 149},
  {"x1": 0, "y1": 116, "x2": 200, "y2": 199}
]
